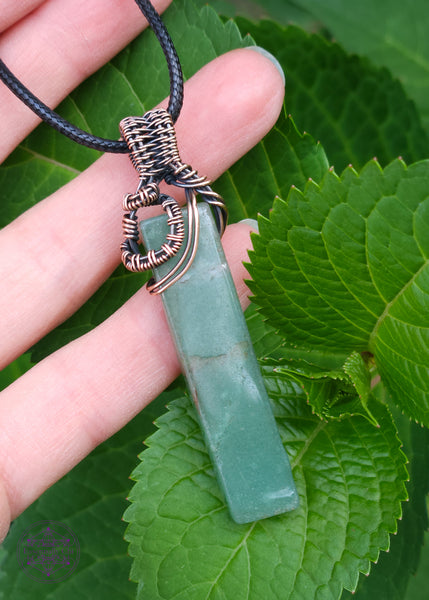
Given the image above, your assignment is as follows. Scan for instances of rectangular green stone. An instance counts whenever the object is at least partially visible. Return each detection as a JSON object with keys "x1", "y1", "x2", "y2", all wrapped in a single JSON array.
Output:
[{"x1": 140, "y1": 204, "x2": 298, "y2": 523}]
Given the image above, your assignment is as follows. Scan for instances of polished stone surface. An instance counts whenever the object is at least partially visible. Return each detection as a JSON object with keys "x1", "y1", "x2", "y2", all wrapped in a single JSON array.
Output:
[{"x1": 141, "y1": 204, "x2": 298, "y2": 523}]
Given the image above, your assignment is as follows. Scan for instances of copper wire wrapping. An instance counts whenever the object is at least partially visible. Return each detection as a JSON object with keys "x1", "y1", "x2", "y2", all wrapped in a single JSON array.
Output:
[
  {"x1": 122, "y1": 181, "x2": 160, "y2": 211},
  {"x1": 119, "y1": 108, "x2": 228, "y2": 293},
  {"x1": 121, "y1": 195, "x2": 185, "y2": 272}
]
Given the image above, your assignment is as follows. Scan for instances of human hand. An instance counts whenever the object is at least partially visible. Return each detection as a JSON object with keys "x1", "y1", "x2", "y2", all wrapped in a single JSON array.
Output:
[{"x1": 0, "y1": 0, "x2": 285, "y2": 542}]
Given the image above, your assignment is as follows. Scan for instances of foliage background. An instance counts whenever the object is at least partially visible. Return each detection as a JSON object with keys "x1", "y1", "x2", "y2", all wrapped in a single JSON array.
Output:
[{"x1": 1, "y1": 0, "x2": 429, "y2": 598}]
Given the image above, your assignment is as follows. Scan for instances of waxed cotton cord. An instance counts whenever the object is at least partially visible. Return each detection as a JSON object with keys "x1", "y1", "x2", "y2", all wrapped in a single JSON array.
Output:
[{"x1": 0, "y1": 0, "x2": 184, "y2": 153}]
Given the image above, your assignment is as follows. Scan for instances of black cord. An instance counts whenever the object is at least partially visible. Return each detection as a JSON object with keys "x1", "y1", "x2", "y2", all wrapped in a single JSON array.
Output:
[{"x1": 0, "y1": 0, "x2": 184, "y2": 154}]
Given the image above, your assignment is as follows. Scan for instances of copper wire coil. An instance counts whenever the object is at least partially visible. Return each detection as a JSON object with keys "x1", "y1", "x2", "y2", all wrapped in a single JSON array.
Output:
[
  {"x1": 120, "y1": 195, "x2": 185, "y2": 273},
  {"x1": 122, "y1": 214, "x2": 139, "y2": 240},
  {"x1": 122, "y1": 181, "x2": 160, "y2": 210}
]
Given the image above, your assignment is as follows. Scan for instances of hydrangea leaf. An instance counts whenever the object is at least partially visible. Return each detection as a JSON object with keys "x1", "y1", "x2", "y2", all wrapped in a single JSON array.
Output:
[
  {"x1": 215, "y1": 111, "x2": 329, "y2": 222},
  {"x1": 245, "y1": 303, "x2": 284, "y2": 357},
  {"x1": 235, "y1": 20, "x2": 429, "y2": 171},
  {"x1": 193, "y1": 0, "x2": 316, "y2": 28},
  {"x1": 342, "y1": 351, "x2": 372, "y2": 405},
  {"x1": 124, "y1": 371, "x2": 407, "y2": 600},
  {"x1": 404, "y1": 529, "x2": 429, "y2": 600},
  {"x1": 248, "y1": 158, "x2": 429, "y2": 426},
  {"x1": 269, "y1": 351, "x2": 377, "y2": 424},
  {"x1": 290, "y1": 0, "x2": 429, "y2": 133},
  {"x1": 246, "y1": 305, "x2": 352, "y2": 378},
  {"x1": 342, "y1": 402, "x2": 429, "y2": 600}
]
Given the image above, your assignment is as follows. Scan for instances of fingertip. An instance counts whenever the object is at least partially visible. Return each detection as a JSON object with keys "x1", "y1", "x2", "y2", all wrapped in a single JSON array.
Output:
[
  {"x1": 222, "y1": 220, "x2": 258, "y2": 310},
  {"x1": 237, "y1": 218, "x2": 259, "y2": 233},
  {"x1": 246, "y1": 46, "x2": 285, "y2": 86},
  {"x1": 176, "y1": 47, "x2": 285, "y2": 178},
  {"x1": 228, "y1": 46, "x2": 285, "y2": 128}
]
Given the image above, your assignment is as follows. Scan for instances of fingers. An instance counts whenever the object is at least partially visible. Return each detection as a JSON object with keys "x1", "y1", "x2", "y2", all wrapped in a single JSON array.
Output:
[
  {"x1": 0, "y1": 0, "x2": 45, "y2": 33},
  {"x1": 0, "y1": 48, "x2": 285, "y2": 368},
  {"x1": 0, "y1": 220, "x2": 256, "y2": 522},
  {"x1": 0, "y1": 0, "x2": 172, "y2": 159}
]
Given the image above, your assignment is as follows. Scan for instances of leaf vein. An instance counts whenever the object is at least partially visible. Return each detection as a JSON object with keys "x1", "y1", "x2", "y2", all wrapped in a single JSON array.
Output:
[
  {"x1": 291, "y1": 419, "x2": 326, "y2": 469},
  {"x1": 225, "y1": 169, "x2": 248, "y2": 219},
  {"x1": 368, "y1": 261, "x2": 428, "y2": 350},
  {"x1": 110, "y1": 63, "x2": 145, "y2": 113},
  {"x1": 18, "y1": 148, "x2": 81, "y2": 175},
  {"x1": 203, "y1": 522, "x2": 256, "y2": 600}
]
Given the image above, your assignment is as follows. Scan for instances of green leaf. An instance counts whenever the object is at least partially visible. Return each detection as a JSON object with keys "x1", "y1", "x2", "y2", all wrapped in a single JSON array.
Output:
[
  {"x1": 343, "y1": 351, "x2": 371, "y2": 404},
  {"x1": 193, "y1": 0, "x2": 239, "y2": 19},
  {"x1": 252, "y1": 0, "x2": 317, "y2": 28},
  {"x1": 216, "y1": 111, "x2": 329, "y2": 222},
  {"x1": 246, "y1": 305, "x2": 352, "y2": 375},
  {"x1": 235, "y1": 20, "x2": 429, "y2": 171},
  {"x1": 193, "y1": 0, "x2": 316, "y2": 28},
  {"x1": 124, "y1": 371, "x2": 407, "y2": 600},
  {"x1": 0, "y1": 353, "x2": 33, "y2": 392},
  {"x1": 291, "y1": 0, "x2": 429, "y2": 133},
  {"x1": 0, "y1": 393, "x2": 168, "y2": 599},
  {"x1": 245, "y1": 303, "x2": 284, "y2": 357},
  {"x1": 269, "y1": 351, "x2": 377, "y2": 424},
  {"x1": 405, "y1": 528, "x2": 429, "y2": 600},
  {"x1": 0, "y1": 92, "x2": 100, "y2": 227},
  {"x1": 342, "y1": 403, "x2": 429, "y2": 600},
  {"x1": 248, "y1": 158, "x2": 429, "y2": 426}
]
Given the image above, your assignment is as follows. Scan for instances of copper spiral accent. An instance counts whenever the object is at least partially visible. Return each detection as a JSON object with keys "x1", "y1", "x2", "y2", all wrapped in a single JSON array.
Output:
[
  {"x1": 119, "y1": 108, "x2": 228, "y2": 292},
  {"x1": 121, "y1": 195, "x2": 185, "y2": 272},
  {"x1": 147, "y1": 188, "x2": 200, "y2": 294}
]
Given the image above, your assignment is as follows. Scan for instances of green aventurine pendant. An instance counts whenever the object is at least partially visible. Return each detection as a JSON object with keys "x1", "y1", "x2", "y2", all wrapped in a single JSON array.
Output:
[
  {"x1": 119, "y1": 109, "x2": 298, "y2": 524},
  {"x1": 141, "y1": 204, "x2": 299, "y2": 523}
]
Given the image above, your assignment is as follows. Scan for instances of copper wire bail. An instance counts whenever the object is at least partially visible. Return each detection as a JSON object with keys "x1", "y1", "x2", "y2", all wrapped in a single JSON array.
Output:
[{"x1": 119, "y1": 108, "x2": 228, "y2": 294}]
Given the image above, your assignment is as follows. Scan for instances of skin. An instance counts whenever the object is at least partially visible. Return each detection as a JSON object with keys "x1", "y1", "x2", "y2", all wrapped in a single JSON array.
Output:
[{"x1": 0, "y1": 0, "x2": 285, "y2": 542}]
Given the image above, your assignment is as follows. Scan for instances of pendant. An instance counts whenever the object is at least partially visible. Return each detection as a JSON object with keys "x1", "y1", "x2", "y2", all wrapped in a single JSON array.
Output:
[{"x1": 120, "y1": 110, "x2": 298, "y2": 523}]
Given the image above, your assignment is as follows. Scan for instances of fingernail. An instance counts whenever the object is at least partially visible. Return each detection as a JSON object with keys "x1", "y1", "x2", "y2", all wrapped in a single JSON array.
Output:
[
  {"x1": 247, "y1": 46, "x2": 285, "y2": 86},
  {"x1": 239, "y1": 218, "x2": 259, "y2": 233}
]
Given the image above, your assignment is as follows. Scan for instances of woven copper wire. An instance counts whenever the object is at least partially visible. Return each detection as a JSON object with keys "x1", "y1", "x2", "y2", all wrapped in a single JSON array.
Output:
[
  {"x1": 119, "y1": 109, "x2": 181, "y2": 180},
  {"x1": 119, "y1": 108, "x2": 228, "y2": 287}
]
